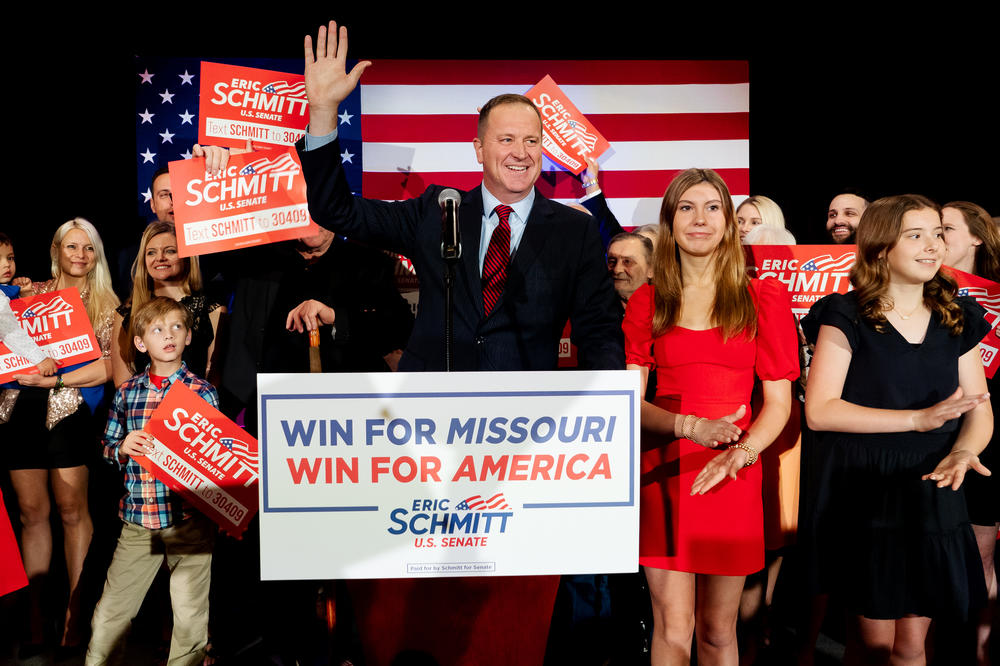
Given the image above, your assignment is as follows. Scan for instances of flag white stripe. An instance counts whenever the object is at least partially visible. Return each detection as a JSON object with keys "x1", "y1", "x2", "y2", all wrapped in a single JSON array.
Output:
[
  {"x1": 362, "y1": 140, "x2": 749, "y2": 173},
  {"x1": 362, "y1": 84, "x2": 749, "y2": 115},
  {"x1": 553, "y1": 197, "x2": 751, "y2": 228}
]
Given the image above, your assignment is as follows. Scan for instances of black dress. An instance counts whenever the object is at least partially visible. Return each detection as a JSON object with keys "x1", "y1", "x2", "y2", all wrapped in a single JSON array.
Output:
[
  {"x1": 799, "y1": 292, "x2": 989, "y2": 620},
  {"x1": 118, "y1": 293, "x2": 220, "y2": 378}
]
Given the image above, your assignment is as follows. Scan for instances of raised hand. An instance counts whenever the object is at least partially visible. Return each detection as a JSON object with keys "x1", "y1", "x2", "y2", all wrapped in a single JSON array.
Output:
[
  {"x1": 304, "y1": 21, "x2": 371, "y2": 135},
  {"x1": 911, "y1": 387, "x2": 990, "y2": 432},
  {"x1": 582, "y1": 157, "x2": 600, "y2": 192},
  {"x1": 688, "y1": 404, "x2": 746, "y2": 447},
  {"x1": 922, "y1": 449, "x2": 991, "y2": 490}
]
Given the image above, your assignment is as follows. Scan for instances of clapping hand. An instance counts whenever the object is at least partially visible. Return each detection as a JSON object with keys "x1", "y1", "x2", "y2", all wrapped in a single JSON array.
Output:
[
  {"x1": 690, "y1": 446, "x2": 750, "y2": 495},
  {"x1": 922, "y1": 449, "x2": 991, "y2": 490},
  {"x1": 688, "y1": 405, "x2": 746, "y2": 447},
  {"x1": 911, "y1": 387, "x2": 989, "y2": 432}
]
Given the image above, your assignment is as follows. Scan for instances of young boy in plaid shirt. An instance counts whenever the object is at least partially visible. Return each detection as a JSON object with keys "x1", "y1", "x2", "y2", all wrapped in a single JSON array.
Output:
[{"x1": 86, "y1": 297, "x2": 219, "y2": 666}]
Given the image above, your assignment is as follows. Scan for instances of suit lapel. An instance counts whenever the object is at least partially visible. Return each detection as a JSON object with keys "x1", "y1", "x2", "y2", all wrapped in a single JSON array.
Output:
[
  {"x1": 459, "y1": 187, "x2": 485, "y2": 315},
  {"x1": 502, "y1": 190, "x2": 550, "y2": 303}
]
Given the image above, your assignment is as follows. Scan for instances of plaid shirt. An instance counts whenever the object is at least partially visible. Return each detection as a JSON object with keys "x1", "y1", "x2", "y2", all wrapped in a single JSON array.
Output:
[{"x1": 103, "y1": 362, "x2": 219, "y2": 529}]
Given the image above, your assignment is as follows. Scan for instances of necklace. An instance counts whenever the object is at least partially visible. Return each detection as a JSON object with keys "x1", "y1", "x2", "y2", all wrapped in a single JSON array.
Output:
[{"x1": 891, "y1": 302, "x2": 922, "y2": 320}]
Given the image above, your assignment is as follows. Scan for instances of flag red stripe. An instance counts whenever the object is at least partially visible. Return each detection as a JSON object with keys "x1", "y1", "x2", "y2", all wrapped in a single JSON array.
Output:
[
  {"x1": 361, "y1": 113, "x2": 748, "y2": 143},
  {"x1": 361, "y1": 60, "x2": 748, "y2": 85},
  {"x1": 362, "y1": 169, "x2": 750, "y2": 201}
]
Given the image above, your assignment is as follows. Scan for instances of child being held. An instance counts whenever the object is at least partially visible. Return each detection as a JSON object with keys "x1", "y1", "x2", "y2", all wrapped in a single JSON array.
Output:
[
  {"x1": 86, "y1": 297, "x2": 219, "y2": 666},
  {"x1": 0, "y1": 231, "x2": 36, "y2": 299},
  {"x1": 0, "y1": 232, "x2": 54, "y2": 377}
]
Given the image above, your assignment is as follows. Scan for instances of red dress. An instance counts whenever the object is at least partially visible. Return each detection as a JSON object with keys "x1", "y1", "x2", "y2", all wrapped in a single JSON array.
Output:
[
  {"x1": 623, "y1": 279, "x2": 799, "y2": 575},
  {"x1": 1, "y1": 489, "x2": 27, "y2": 596}
]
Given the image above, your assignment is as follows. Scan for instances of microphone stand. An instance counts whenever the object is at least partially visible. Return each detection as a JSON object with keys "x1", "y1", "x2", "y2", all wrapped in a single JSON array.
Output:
[{"x1": 440, "y1": 195, "x2": 461, "y2": 372}]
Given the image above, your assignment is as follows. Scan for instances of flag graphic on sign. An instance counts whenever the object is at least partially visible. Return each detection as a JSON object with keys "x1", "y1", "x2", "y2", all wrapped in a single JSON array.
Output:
[
  {"x1": 238, "y1": 152, "x2": 300, "y2": 176},
  {"x1": 456, "y1": 493, "x2": 511, "y2": 511},
  {"x1": 262, "y1": 80, "x2": 307, "y2": 98},
  {"x1": 220, "y1": 436, "x2": 258, "y2": 471},
  {"x1": 958, "y1": 287, "x2": 1000, "y2": 312},
  {"x1": 22, "y1": 296, "x2": 74, "y2": 318},
  {"x1": 801, "y1": 253, "x2": 856, "y2": 272}
]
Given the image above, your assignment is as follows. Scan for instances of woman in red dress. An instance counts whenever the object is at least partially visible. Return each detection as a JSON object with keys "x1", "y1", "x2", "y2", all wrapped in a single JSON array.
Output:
[{"x1": 623, "y1": 168, "x2": 798, "y2": 664}]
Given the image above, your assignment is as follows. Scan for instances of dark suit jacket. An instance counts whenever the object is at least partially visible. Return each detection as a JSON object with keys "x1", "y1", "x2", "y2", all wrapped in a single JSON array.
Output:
[
  {"x1": 220, "y1": 239, "x2": 414, "y2": 407},
  {"x1": 297, "y1": 137, "x2": 623, "y2": 372},
  {"x1": 581, "y1": 192, "x2": 625, "y2": 249}
]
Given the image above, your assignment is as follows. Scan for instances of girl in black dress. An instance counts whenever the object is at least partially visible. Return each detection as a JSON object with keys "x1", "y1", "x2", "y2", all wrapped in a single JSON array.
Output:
[{"x1": 802, "y1": 194, "x2": 991, "y2": 664}]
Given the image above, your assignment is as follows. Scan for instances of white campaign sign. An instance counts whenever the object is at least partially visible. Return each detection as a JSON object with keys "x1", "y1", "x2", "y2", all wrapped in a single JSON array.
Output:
[{"x1": 257, "y1": 371, "x2": 640, "y2": 580}]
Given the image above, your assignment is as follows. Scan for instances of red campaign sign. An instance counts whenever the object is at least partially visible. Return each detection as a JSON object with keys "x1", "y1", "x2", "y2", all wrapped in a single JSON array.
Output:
[
  {"x1": 0, "y1": 289, "x2": 99, "y2": 383},
  {"x1": 199, "y1": 62, "x2": 310, "y2": 149},
  {"x1": 745, "y1": 245, "x2": 856, "y2": 321},
  {"x1": 137, "y1": 382, "x2": 259, "y2": 538},
  {"x1": 943, "y1": 267, "x2": 1000, "y2": 379},
  {"x1": 170, "y1": 148, "x2": 320, "y2": 258},
  {"x1": 557, "y1": 320, "x2": 578, "y2": 369},
  {"x1": 526, "y1": 75, "x2": 611, "y2": 175}
]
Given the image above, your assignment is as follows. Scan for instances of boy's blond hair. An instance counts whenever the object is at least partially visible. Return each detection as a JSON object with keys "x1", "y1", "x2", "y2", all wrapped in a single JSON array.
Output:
[{"x1": 131, "y1": 297, "x2": 192, "y2": 343}]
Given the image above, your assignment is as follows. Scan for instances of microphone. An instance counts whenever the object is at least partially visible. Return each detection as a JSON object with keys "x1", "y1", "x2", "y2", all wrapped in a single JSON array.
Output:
[{"x1": 439, "y1": 188, "x2": 462, "y2": 262}]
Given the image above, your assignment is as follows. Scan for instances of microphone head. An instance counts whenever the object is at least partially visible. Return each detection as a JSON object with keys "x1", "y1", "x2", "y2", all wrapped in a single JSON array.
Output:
[{"x1": 438, "y1": 188, "x2": 462, "y2": 208}]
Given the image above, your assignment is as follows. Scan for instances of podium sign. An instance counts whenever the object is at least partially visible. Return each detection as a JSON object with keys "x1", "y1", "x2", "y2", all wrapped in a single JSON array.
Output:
[{"x1": 257, "y1": 371, "x2": 640, "y2": 579}]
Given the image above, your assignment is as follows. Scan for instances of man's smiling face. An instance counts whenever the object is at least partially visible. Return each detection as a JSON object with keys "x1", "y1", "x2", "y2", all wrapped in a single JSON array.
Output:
[{"x1": 474, "y1": 102, "x2": 543, "y2": 205}]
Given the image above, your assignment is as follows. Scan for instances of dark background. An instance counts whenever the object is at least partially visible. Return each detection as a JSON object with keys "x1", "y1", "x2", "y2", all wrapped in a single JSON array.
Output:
[{"x1": 10, "y1": 10, "x2": 998, "y2": 280}]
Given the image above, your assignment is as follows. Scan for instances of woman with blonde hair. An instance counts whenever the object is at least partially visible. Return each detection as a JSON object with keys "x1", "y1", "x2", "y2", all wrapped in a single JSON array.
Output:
[
  {"x1": 801, "y1": 194, "x2": 991, "y2": 663},
  {"x1": 110, "y1": 221, "x2": 224, "y2": 387},
  {"x1": 3, "y1": 217, "x2": 118, "y2": 653},
  {"x1": 941, "y1": 199, "x2": 999, "y2": 665},
  {"x1": 623, "y1": 168, "x2": 798, "y2": 664},
  {"x1": 737, "y1": 195, "x2": 786, "y2": 243}
]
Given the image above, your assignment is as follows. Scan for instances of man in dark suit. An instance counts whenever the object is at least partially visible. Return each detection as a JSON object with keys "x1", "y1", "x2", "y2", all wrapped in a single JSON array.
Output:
[
  {"x1": 243, "y1": 21, "x2": 623, "y2": 665},
  {"x1": 295, "y1": 21, "x2": 623, "y2": 373}
]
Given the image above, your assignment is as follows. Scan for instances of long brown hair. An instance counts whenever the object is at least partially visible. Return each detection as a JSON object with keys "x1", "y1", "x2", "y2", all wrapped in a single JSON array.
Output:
[
  {"x1": 850, "y1": 194, "x2": 963, "y2": 335},
  {"x1": 651, "y1": 168, "x2": 756, "y2": 340},
  {"x1": 122, "y1": 222, "x2": 203, "y2": 369},
  {"x1": 942, "y1": 200, "x2": 1000, "y2": 282}
]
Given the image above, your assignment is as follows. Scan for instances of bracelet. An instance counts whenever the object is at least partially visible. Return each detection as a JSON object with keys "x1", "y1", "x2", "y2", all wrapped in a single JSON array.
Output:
[
  {"x1": 682, "y1": 414, "x2": 705, "y2": 441},
  {"x1": 55, "y1": 373, "x2": 64, "y2": 391},
  {"x1": 732, "y1": 438, "x2": 758, "y2": 467},
  {"x1": 581, "y1": 179, "x2": 598, "y2": 189}
]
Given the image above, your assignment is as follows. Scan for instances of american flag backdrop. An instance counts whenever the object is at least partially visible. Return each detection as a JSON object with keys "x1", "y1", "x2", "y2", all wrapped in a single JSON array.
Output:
[
  {"x1": 136, "y1": 57, "x2": 747, "y2": 225},
  {"x1": 356, "y1": 60, "x2": 748, "y2": 226},
  {"x1": 134, "y1": 56, "x2": 343, "y2": 219}
]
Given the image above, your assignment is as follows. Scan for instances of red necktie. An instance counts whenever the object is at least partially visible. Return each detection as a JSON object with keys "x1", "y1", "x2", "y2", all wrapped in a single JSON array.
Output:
[{"x1": 482, "y1": 204, "x2": 512, "y2": 316}]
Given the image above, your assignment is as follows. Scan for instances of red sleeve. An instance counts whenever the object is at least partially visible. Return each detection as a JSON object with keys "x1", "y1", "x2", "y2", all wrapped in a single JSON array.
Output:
[
  {"x1": 752, "y1": 278, "x2": 800, "y2": 382},
  {"x1": 622, "y1": 283, "x2": 656, "y2": 371}
]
